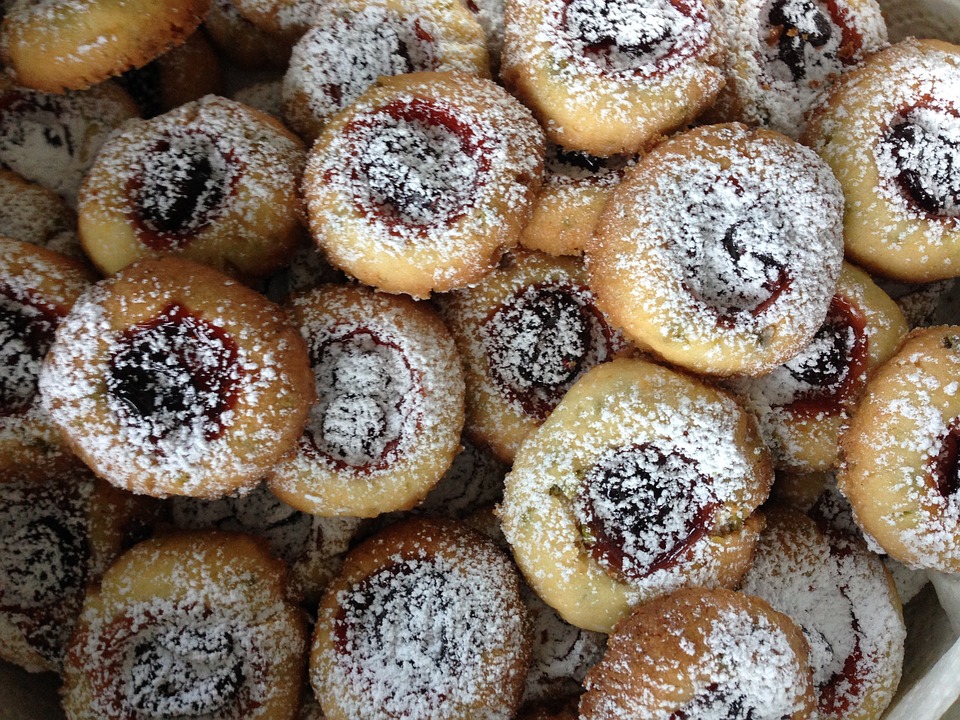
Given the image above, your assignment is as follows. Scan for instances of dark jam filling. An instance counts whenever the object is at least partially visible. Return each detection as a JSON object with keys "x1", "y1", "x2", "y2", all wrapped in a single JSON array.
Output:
[
  {"x1": 784, "y1": 295, "x2": 868, "y2": 415},
  {"x1": 0, "y1": 284, "x2": 60, "y2": 416},
  {"x1": 128, "y1": 625, "x2": 244, "y2": 718},
  {"x1": 669, "y1": 685, "x2": 754, "y2": 720},
  {"x1": 107, "y1": 302, "x2": 242, "y2": 449},
  {"x1": 0, "y1": 92, "x2": 77, "y2": 165},
  {"x1": 764, "y1": 0, "x2": 860, "y2": 81},
  {"x1": 574, "y1": 443, "x2": 716, "y2": 583},
  {"x1": 129, "y1": 131, "x2": 234, "y2": 251},
  {"x1": 562, "y1": 0, "x2": 706, "y2": 73},
  {"x1": 885, "y1": 111, "x2": 960, "y2": 217},
  {"x1": 483, "y1": 282, "x2": 619, "y2": 420},
  {"x1": 930, "y1": 417, "x2": 960, "y2": 499},
  {"x1": 348, "y1": 98, "x2": 489, "y2": 230},
  {"x1": 303, "y1": 328, "x2": 417, "y2": 471}
]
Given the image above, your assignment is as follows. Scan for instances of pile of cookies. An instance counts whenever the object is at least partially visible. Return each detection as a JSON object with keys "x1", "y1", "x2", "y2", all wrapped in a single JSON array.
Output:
[{"x1": 1, "y1": 0, "x2": 959, "y2": 718}]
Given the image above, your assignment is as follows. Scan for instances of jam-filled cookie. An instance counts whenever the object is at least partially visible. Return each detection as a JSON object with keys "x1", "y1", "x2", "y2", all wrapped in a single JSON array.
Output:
[
  {"x1": 500, "y1": 357, "x2": 772, "y2": 633},
  {"x1": 269, "y1": 283, "x2": 464, "y2": 518},
  {"x1": 579, "y1": 587, "x2": 816, "y2": 719},
  {"x1": 803, "y1": 38, "x2": 960, "y2": 282},
  {"x1": 0, "y1": 170, "x2": 81, "y2": 257},
  {"x1": 171, "y1": 482, "x2": 362, "y2": 605},
  {"x1": 282, "y1": 0, "x2": 490, "y2": 142},
  {"x1": 518, "y1": 147, "x2": 630, "y2": 257},
  {"x1": 302, "y1": 70, "x2": 545, "y2": 298},
  {"x1": 588, "y1": 122, "x2": 844, "y2": 376},
  {"x1": 500, "y1": 0, "x2": 725, "y2": 156},
  {"x1": 39, "y1": 256, "x2": 315, "y2": 499},
  {"x1": 78, "y1": 95, "x2": 306, "y2": 279},
  {"x1": 0, "y1": 77, "x2": 139, "y2": 208},
  {"x1": 204, "y1": 0, "x2": 293, "y2": 69},
  {"x1": 725, "y1": 262, "x2": 907, "y2": 472},
  {"x1": 0, "y1": 462, "x2": 160, "y2": 673},
  {"x1": 740, "y1": 509, "x2": 905, "y2": 720},
  {"x1": 711, "y1": 0, "x2": 887, "y2": 137},
  {"x1": 839, "y1": 326, "x2": 960, "y2": 572},
  {"x1": 311, "y1": 517, "x2": 531, "y2": 720},
  {"x1": 439, "y1": 249, "x2": 630, "y2": 463},
  {"x1": 62, "y1": 531, "x2": 308, "y2": 720},
  {"x1": 0, "y1": 237, "x2": 96, "y2": 471},
  {"x1": 231, "y1": 0, "x2": 323, "y2": 41}
]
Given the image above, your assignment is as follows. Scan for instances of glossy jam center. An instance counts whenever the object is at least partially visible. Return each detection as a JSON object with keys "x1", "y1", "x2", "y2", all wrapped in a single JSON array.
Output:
[
  {"x1": 0, "y1": 285, "x2": 59, "y2": 416},
  {"x1": 931, "y1": 417, "x2": 960, "y2": 498},
  {"x1": 886, "y1": 108, "x2": 960, "y2": 217},
  {"x1": 574, "y1": 443, "x2": 715, "y2": 582},
  {"x1": 107, "y1": 302, "x2": 242, "y2": 449}
]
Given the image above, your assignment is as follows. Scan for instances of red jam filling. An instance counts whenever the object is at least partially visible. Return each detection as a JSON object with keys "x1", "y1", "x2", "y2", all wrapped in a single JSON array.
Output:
[
  {"x1": 574, "y1": 443, "x2": 716, "y2": 582},
  {"x1": 107, "y1": 302, "x2": 242, "y2": 449},
  {"x1": 482, "y1": 281, "x2": 624, "y2": 420},
  {"x1": 302, "y1": 328, "x2": 418, "y2": 472},
  {"x1": 0, "y1": 283, "x2": 61, "y2": 416},
  {"x1": 764, "y1": 0, "x2": 862, "y2": 81},
  {"x1": 930, "y1": 417, "x2": 960, "y2": 499},
  {"x1": 343, "y1": 98, "x2": 490, "y2": 232},
  {"x1": 128, "y1": 131, "x2": 237, "y2": 251}
]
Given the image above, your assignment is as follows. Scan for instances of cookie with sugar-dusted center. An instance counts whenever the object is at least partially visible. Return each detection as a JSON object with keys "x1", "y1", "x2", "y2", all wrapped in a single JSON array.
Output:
[
  {"x1": 500, "y1": 356, "x2": 772, "y2": 633},
  {"x1": 268, "y1": 283, "x2": 464, "y2": 518},
  {"x1": 78, "y1": 94, "x2": 306, "y2": 280},
  {"x1": 62, "y1": 531, "x2": 308, "y2": 720},
  {"x1": 311, "y1": 517, "x2": 531, "y2": 720},
  {"x1": 724, "y1": 262, "x2": 907, "y2": 472},
  {"x1": 0, "y1": 237, "x2": 96, "y2": 473},
  {"x1": 588, "y1": 122, "x2": 844, "y2": 377},
  {"x1": 0, "y1": 0, "x2": 212, "y2": 94},
  {"x1": 282, "y1": 0, "x2": 490, "y2": 143},
  {"x1": 710, "y1": 0, "x2": 887, "y2": 138},
  {"x1": 740, "y1": 509, "x2": 905, "y2": 720},
  {"x1": 438, "y1": 248, "x2": 630, "y2": 463},
  {"x1": 302, "y1": 70, "x2": 545, "y2": 298},
  {"x1": 500, "y1": 0, "x2": 725, "y2": 157},
  {"x1": 579, "y1": 587, "x2": 816, "y2": 719},
  {"x1": 803, "y1": 38, "x2": 960, "y2": 283},
  {"x1": 38, "y1": 256, "x2": 315, "y2": 499},
  {"x1": 0, "y1": 77, "x2": 139, "y2": 208},
  {"x1": 838, "y1": 326, "x2": 960, "y2": 572}
]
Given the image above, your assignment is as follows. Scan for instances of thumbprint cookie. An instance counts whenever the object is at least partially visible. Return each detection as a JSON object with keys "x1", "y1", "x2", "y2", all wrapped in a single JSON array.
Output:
[
  {"x1": 78, "y1": 95, "x2": 306, "y2": 279},
  {"x1": 282, "y1": 0, "x2": 490, "y2": 142},
  {"x1": 741, "y1": 509, "x2": 905, "y2": 720},
  {"x1": 711, "y1": 0, "x2": 887, "y2": 137},
  {"x1": 725, "y1": 262, "x2": 907, "y2": 472},
  {"x1": 311, "y1": 517, "x2": 531, "y2": 720},
  {"x1": 500, "y1": 0, "x2": 725, "y2": 156},
  {"x1": 839, "y1": 326, "x2": 960, "y2": 572},
  {"x1": 500, "y1": 356, "x2": 772, "y2": 633},
  {"x1": 588, "y1": 122, "x2": 844, "y2": 376},
  {"x1": 204, "y1": 0, "x2": 293, "y2": 69},
  {"x1": 62, "y1": 531, "x2": 308, "y2": 720},
  {"x1": 579, "y1": 588, "x2": 816, "y2": 719},
  {"x1": 269, "y1": 283, "x2": 464, "y2": 518},
  {"x1": 804, "y1": 39, "x2": 960, "y2": 283},
  {"x1": 0, "y1": 0, "x2": 211, "y2": 94},
  {"x1": 39, "y1": 256, "x2": 315, "y2": 499},
  {"x1": 0, "y1": 237, "x2": 96, "y2": 472},
  {"x1": 302, "y1": 70, "x2": 545, "y2": 298},
  {"x1": 439, "y1": 248, "x2": 630, "y2": 463}
]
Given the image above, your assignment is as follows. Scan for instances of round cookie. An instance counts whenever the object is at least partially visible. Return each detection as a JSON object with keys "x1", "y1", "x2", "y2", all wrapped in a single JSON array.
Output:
[
  {"x1": 78, "y1": 94, "x2": 306, "y2": 279},
  {"x1": 803, "y1": 38, "x2": 960, "y2": 282},
  {"x1": 501, "y1": 0, "x2": 725, "y2": 156},
  {"x1": 269, "y1": 283, "x2": 464, "y2": 518},
  {"x1": 588, "y1": 122, "x2": 844, "y2": 376},
  {"x1": 839, "y1": 326, "x2": 960, "y2": 571},
  {"x1": 439, "y1": 248, "x2": 630, "y2": 463},
  {"x1": 0, "y1": 170, "x2": 81, "y2": 257},
  {"x1": 725, "y1": 262, "x2": 907, "y2": 472},
  {"x1": 579, "y1": 588, "x2": 816, "y2": 719},
  {"x1": 62, "y1": 531, "x2": 308, "y2": 720},
  {"x1": 282, "y1": 0, "x2": 490, "y2": 142},
  {"x1": 0, "y1": 0, "x2": 212, "y2": 93},
  {"x1": 302, "y1": 70, "x2": 545, "y2": 298},
  {"x1": 500, "y1": 356, "x2": 772, "y2": 633},
  {"x1": 204, "y1": 0, "x2": 293, "y2": 69},
  {"x1": 39, "y1": 256, "x2": 315, "y2": 499},
  {"x1": 311, "y1": 517, "x2": 531, "y2": 720}
]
